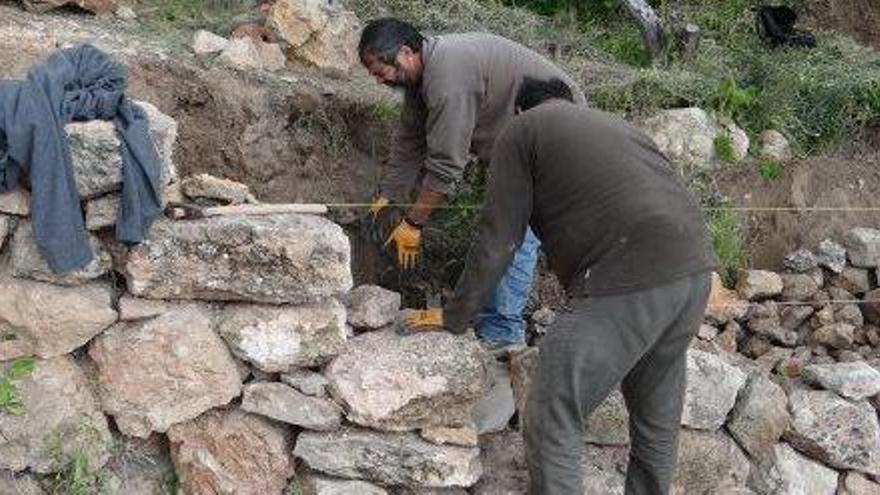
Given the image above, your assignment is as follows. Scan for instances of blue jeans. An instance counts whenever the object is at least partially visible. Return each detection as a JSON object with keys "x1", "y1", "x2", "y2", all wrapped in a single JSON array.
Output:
[{"x1": 476, "y1": 227, "x2": 541, "y2": 346}]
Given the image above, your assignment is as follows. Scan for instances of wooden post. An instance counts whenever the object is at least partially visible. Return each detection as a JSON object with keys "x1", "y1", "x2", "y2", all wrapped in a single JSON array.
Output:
[{"x1": 620, "y1": 0, "x2": 667, "y2": 62}]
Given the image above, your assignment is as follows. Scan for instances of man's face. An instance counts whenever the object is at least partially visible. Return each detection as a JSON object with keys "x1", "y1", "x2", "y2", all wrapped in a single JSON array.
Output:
[{"x1": 363, "y1": 49, "x2": 420, "y2": 89}]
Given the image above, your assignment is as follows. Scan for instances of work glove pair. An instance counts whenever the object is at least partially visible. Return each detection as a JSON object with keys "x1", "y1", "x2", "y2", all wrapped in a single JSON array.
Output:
[{"x1": 368, "y1": 195, "x2": 422, "y2": 270}]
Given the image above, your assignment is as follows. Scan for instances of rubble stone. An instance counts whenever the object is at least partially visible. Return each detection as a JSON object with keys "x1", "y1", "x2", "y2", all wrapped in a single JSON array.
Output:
[
  {"x1": 842, "y1": 472, "x2": 880, "y2": 495},
  {"x1": 727, "y1": 374, "x2": 790, "y2": 458},
  {"x1": 783, "y1": 248, "x2": 818, "y2": 273},
  {"x1": 191, "y1": 30, "x2": 229, "y2": 55},
  {"x1": 748, "y1": 442, "x2": 838, "y2": 495},
  {"x1": 672, "y1": 429, "x2": 750, "y2": 494},
  {"x1": 830, "y1": 266, "x2": 871, "y2": 295},
  {"x1": 816, "y1": 239, "x2": 847, "y2": 273},
  {"x1": 802, "y1": 361, "x2": 880, "y2": 400},
  {"x1": 346, "y1": 285, "x2": 401, "y2": 329},
  {"x1": 0, "y1": 189, "x2": 30, "y2": 216},
  {"x1": 241, "y1": 382, "x2": 342, "y2": 431},
  {"x1": 281, "y1": 369, "x2": 329, "y2": 397},
  {"x1": 8, "y1": 221, "x2": 111, "y2": 285},
  {"x1": 705, "y1": 272, "x2": 750, "y2": 324},
  {"x1": 759, "y1": 129, "x2": 792, "y2": 161},
  {"x1": 781, "y1": 273, "x2": 820, "y2": 301},
  {"x1": 812, "y1": 323, "x2": 855, "y2": 349},
  {"x1": 85, "y1": 194, "x2": 119, "y2": 231},
  {"x1": 420, "y1": 425, "x2": 479, "y2": 448},
  {"x1": 737, "y1": 269, "x2": 784, "y2": 300},
  {"x1": 844, "y1": 227, "x2": 880, "y2": 267},
  {"x1": 179, "y1": 173, "x2": 256, "y2": 205},
  {"x1": 681, "y1": 349, "x2": 747, "y2": 430}
]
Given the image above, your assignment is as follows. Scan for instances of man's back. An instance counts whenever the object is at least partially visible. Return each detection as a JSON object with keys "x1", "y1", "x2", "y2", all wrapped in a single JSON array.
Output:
[{"x1": 492, "y1": 101, "x2": 715, "y2": 294}]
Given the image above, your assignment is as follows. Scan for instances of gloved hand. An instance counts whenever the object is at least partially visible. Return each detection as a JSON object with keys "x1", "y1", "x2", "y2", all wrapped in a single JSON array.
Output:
[
  {"x1": 367, "y1": 194, "x2": 403, "y2": 244},
  {"x1": 399, "y1": 308, "x2": 444, "y2": 335},
  {"x1": 384, "y1": 217, "x2": 422, "y2": 270}
]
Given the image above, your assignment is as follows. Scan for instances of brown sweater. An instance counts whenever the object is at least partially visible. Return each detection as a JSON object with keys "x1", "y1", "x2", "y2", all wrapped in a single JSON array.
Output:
[
  {"x1": 381, "y1": 33, "x2": 586, "y2": 199},
  {"x1": 443, "y1": 102, "x2": 717, "y2": 333}
]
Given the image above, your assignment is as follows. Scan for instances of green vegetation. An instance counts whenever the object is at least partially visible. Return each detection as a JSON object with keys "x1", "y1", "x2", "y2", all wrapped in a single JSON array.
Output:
[
  {"x1": 759, "y1": 159, "x2": 784, "y2": 181},
  {"x1": 714, "y1": 134, "x2": 736, "y2": 163},
  {"x1": 0, "y1": 357, "x2": 36, "y2": 416},
  {"x1": 707, "y1": 205, "x2": 748, "y2": 287},
  {"x1": 47, "y1": 422, "x2": 111, "y2": 495},
  {"x1": 137, "y1": 0, "x2": 258, "y2": 47}
]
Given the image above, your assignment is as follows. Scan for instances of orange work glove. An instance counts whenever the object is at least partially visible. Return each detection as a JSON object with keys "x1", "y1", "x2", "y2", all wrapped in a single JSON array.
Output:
[
  {"x1": 400, "y1": 308, "x2": 444, "y2": 335},
  {"x1": 384, "y1": 217, "x2": 422, "y2": 270}
]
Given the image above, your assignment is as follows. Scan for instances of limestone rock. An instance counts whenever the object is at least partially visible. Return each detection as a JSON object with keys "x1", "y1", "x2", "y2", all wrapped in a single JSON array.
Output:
[
  {"x1": 8, "y1": 221, "x2": 111, "y2": 285},
  {"x1": 125, "y1": 215, "x2": 352, "y2": 304},
  {"x1": 269, "y1": 0, "x2": 330, "y2": 47},
  {"x1": 293, "y1": 9, "x2": 361, "y2": 76},
  {"x1": 748, "y1": 442, "x2": 838, "y2": 495},
  {"x1": 837, "y1": 304, "x2": 865, "y2": 328},
  {"x1": 0, "y1": 277, "x2": 116, "y2": 360},
  {"x1": 67, "y1": 103, "x2": 175, "y2": 199},
  {"x1": 258, "y1": 42, "x2": 287, "y2": 71},
  {"x1": 727, "y1": 374, "x2": 790, "y2": 458},
  {"x1": 812, "y1": 323, "x2": 855, "y2": 349},
  {"x1": 241, "y1": 382, "x2": 342, "y2": 431},
  {"x1": 191, "y1": 30, "x2": 229, "y2": 55},
  {"x1": 180, "y1": 173, "x2": 256, "y2": 205},
  {"x1": 781, "y1": 273, "x2": 820, "y2": 301},
  {"x1": 781, "y1": 306, "x2": 814, "y2": 331},
  {"x1": 218, "y1": 37, "x2": 261, "y2": 69},
  {"x1": 218, "y1": 300, "x2": 347, "y2": 372},
  {"x1": 21, "y1": 0, "x2": 117, "y2": 15},
  {"x1": 641, "y1": 108, "x2": 721, "y2": 171},
  {"x1": 88, "y1": 306, "x2": 242, "y2": 438},
  {"x1": 681, "y1": 349, "x2": 747, "y2": 430},
  {"x1": 584, "y1": 390, "x2": 630, "y2": 445},
  {"x1": 85, "y1": 194, "x2": 119, "y2": 230},
  {"x1": 281, "y1": 369, "x2": 329, "y2": 397},
  {"x1": 802, "y1": 361, "x2": 880, "y2": 400},
  {"x1": 842, "y1": 472, "x2": 880, "y2": 495},
  {"x1": 0, "y1": 357, "x2": 112, "y2": 474},
  {"x1": 472, "y1": 361, "x2": 515, "y2": 435},
  {"x1": 816, "y1": 239, "x2": 847, "y2": 273},
  {"x1": 785, "y1": 388, "x2": 880, "y2": 474},
  {"x1": 294, "y1": 428, "x2": 482, "y2": 488},
  {"x1": 325, "y1": 330, "x2": 489, "y2": 431},
  {"x1": 737, "y1": 269, "x2": 784, "y2": 300},
  {"x1": 117, "y1": 295, "x2": 173, "y2": 321},
  {"x1": 705, "y1": 272, "x2": 750, "y2": 324},
  {"x1": 722, "y1": 121, "x2": 750, "y2": 161},
  {"x1": 0, "y1": 189, "x2": 29, "y2": 216},
  {"x1": 844, "y1": 227, "x2": 880, "y2": 268},
  {"x1": 830, "y1": 266, "x2": 871, "y2": 295},
  {"x1": 783, "y1": 248, "x2": 818, "y2": 273},
  {"x1": 759, "y1": 129, "x2": 792, "y2": 161},
  {"x1": 168, "y1": 408, "x2": 294, "y2": 495},
  {"x1": 302, "y1": 476, "x2": 389, "y2": 495},
  {"x1": 672, "y1": 429, "x2": 750, "y2": 494},
  {"x1": 420, "y1": 425, "x2": 479, "y2": 448},
  {"x1": 755, "y1": 347, "x2": 795, "y2": 373},
  {"x1": 346, "y1": 284, "x2": 401, "y2": 329}
]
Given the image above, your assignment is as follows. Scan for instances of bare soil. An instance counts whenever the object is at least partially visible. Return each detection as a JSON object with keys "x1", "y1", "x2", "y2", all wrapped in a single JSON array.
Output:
[{"x1": 802, "y1": 0, "x2": 880, "y2": 50}]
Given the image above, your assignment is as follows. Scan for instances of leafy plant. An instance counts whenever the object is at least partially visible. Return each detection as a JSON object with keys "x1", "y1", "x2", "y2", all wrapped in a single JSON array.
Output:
[
  {"x1": 758, "y1": 159, "x2": 783, "y2": 181},
  {"x1": 712, "y1": 77, "x2": 757, "y2": 121},
  {"x1": 714, "y1": 134, "x2": 736, "y2": 163},
  {"x1": 0, "y1": 357, "x2": 36, "y2": 416}
]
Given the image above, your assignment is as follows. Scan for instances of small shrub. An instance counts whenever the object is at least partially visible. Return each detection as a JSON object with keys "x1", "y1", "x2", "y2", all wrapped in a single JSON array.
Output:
[
  {"x1": 0, "y1": 357, "x2": 36, "y2": 416},
  {"x1": 714, "y1": 134, "x2": 736, "y2": 163},
  {"x1": 711, "y1": 76, "x2": 757, "y2": 122},
  {"x1": 707, "y1": 205, "x2": 747, "y2": 287},
  {"x1": 758, "y1": 159, "x2": 783, "y2": 181}
]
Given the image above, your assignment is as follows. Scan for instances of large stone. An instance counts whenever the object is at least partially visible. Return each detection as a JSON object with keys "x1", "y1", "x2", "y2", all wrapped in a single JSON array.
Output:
[
  {"x1": 785, "y1": 388, "x2": 880, "y2": 474},
  {"x1": 117, "y1": 295, "x2": 173, "y2": 321},
  {"x1": 759, "y1": 129, "x2": 792, "y2": 161},
  {"x1": 472, "y1": 361, "x2": 515, "y2": 435},
  {"x1": 781, "y1": 305, "x2": 814, "y2": 331},
  {"x1": 125, "y1": 215, "x2": 352, "y2": 303},
  {"x1": 783, "y1": 248, "x2": 818, "y2": 273},
  {"x1": 780, "y1": 273, "x2": 819, "y2": 301},
  {"x1": 268, "y1": 0, "x2": 330, "y2": 47},
  {"x1": 281, "y1": 369, "x2": 329, "y2": 397},
  {"x1": 8, "y1": 221, "x2": 111, "y2": 285},
  {"x1": 180, "y1": 173, "x2": 256, "y2": 205},
  {"x1": 218, "y1": 37, "x2": 286, "y2": 72},
  {"x1": 727, "y1": 374, "x2": 790, "y2": 458},
  {"x1": 830, "y1": 266, "x2": 872, "y2": 295},
  {"x1": 0, "y1": 472, "x2": 43, "y2": 494},
  {"x1": 641, "y1": 108, "x2": 721, "y2": 171},
  {"x1": 88, "y1": 306, "x2": 242, "y2": 438},
  {"x1": 241, "y1": 382, "x2": 342, "y2": 431},
  {"x1": 802, "y1": 361, "x2": 880, "y2": 400},
  {"x1": 737, "y1": 269, "x2": 784, "y2": 300},
  {"x1": 0, "y1": 189, "x2": 29, "y2": 216},
  {"x1": 681, "y1": 349, "x2": 747, "y2": 430},
  {"x1": 293, "y1": 9, "x2": 361, "y2": 76},
  {"x1": 191, "y1": 30, "x2": 229, "y2": 55},
  {"x1": 420, "y1": 425, "x2": 479, "y2": 448},
  {"x1": 844, "y1": 227, "x2": 880, "y2": 267},
  {"x1": 85, "y1": 194, "x2": 119, "y2": 231},
  {"x1": 0, "y1": 277, "x2": 116, "y2": 360},
  {"x1": 20, "y1": 0, "x2": 117, "y2": 14},
  {"x1": 842, "y1": 472, "x2": 880, "y2": 495},
  {"x1": 0, "y1": 357, "x2": 112, "y2": 474},
  {"x1": 723, "y1": 121, "x2": 750, "y2": 162},
  {"x1": 346, "y1": 284, "x2": 401, "y2": 329},
  {"x1": 812, "y1": 323, "x2": 855, "y2": 349},
  {"x1": 302, "y1": 476, "x2": 389, "y2": 495},
  {"x1": 836, "y1": 303, "x2": 865, "y2": 328},
  {"x1": 748, "y1": 442, "x2": 839, "y2": 495},
  {"x1": 671, "y1": 429, "x2": 750, "y2": 494},
  {"x1": 67, "y1": 102, "x2": 175, "y2": 199},
  {"x1": 585, "y1": 390, "x2": 630, "y2": 445},
  {"x1": 816, "y1": 239, "x2": 847, "y2": 273},
  {"x1": 705, "y1": 272, "x2": 749, "y2": 324},
  {"x1": 168, "y1": 408, "x2": 294, "y2": 495},
  {"x1": 218, "y1": 300, "x2": 347, "y2": 372},
  {"x1": 294, "y1": 428, "x2": 482, "y2": 488},
  {"x1": 325, "y1": 330, "x2": 489, "y2": 431}
]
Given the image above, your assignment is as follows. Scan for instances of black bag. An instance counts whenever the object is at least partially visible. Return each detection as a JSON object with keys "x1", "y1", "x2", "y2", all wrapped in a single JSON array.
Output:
[{"x1": 756, "y1": 5, "x2": 817, "y2": 48}]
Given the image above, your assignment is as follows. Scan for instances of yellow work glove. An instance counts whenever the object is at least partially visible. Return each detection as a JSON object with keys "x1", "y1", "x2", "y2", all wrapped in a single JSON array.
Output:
[
  {"x1": 366, "y1": 195, "x2": 402, "y2": 244},
  {"x1": 400, "y1": 308, "x2": 444, "y2": 335},
  {"x1": 384, "y1": 218, "x2": 422, "y2": 270}
]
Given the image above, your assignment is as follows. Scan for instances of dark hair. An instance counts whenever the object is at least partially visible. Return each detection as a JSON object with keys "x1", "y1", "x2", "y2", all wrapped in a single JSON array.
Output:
[
  {"x1": 358, "y1": 18, "x2": 426, "y2": 65},
  {"x1": 515, "y1": 77, "x2": 574, "y2": 111}
]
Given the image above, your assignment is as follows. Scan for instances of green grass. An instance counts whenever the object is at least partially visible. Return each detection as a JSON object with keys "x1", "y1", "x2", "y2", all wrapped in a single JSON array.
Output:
[
  {"x1": 714, "y1": 134, "x2": 736, "y2": 163},
  {"x1": 46, "y1": 422, "x2": 112, "y2": 495},
  {"x1": 0, "y1": 357, "x2": 36, "y2": 416},
  {"x1": 136, "y1": 0, "x2": 258, "y2": 50},
  {"x1": 707, "y1": 205, "x2": 748, "y2": 287},
  {"x1": 758, "y1": 159, "x2": 784, "y2": 181}
]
